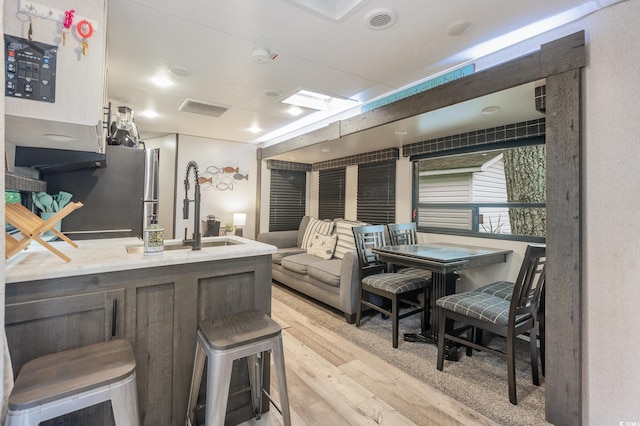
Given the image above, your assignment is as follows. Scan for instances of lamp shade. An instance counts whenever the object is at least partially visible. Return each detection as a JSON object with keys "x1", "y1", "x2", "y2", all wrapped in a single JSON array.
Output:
[{"x1": 232, "y1": 213, "x2": 246, "y2": 227}]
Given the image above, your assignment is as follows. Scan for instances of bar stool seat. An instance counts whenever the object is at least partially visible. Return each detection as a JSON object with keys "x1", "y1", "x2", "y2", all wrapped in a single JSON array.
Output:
[
  {"x1": 6, "y1": 339, "x2": 140, "y2": 426},
  {"x1": 186, "y1": 310, "x2": 291, "y2": 426}
]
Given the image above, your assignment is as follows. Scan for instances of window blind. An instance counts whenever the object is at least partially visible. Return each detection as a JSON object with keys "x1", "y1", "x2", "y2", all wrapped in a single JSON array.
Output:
[
  {"x1": 318, "y1": 168, "x2": 345, "y2": 220},
  {"x1": 269, "y1": 169, "x2": 306, "y2": 231},
  {"x1": 357, "y1": 160, "x2": 396, "y2": 224}
]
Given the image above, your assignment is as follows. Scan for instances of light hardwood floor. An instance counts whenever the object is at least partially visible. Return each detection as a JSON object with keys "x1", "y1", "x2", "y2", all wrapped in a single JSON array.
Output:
[{"x1": 240, "y1": 296, "x2": 497, "y2": 426}]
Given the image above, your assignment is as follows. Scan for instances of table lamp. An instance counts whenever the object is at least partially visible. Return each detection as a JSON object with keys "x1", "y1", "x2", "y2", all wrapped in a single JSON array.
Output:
[{"x1": 233, "y1": 213, "x2": 246, "y2": 237}]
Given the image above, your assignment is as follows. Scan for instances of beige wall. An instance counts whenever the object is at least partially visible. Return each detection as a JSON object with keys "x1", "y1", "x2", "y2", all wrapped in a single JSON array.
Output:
[
  {"x1": 582, "y1": 1, "x2": 640, "y2": 423},
  {"x1": 176, "y1": 134, "x2": 258, "y2": 239}
]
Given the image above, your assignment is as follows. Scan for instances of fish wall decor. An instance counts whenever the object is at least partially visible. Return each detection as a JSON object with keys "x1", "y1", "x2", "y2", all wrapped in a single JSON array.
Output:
[{"x1": 198, "y1": 164, "x2": 249, "y2": 191}]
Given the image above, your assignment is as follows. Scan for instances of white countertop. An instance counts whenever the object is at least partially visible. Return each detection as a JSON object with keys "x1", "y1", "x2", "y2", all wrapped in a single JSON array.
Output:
[{"x1": 5, "y1": 236, "x2": 277, "y2": 284}]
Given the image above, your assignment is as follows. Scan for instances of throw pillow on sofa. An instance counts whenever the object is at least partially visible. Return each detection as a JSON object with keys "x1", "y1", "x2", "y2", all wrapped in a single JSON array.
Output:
[
  {"x1": 306, "y1": 230, "x2": 338, "y2": 260},
  {"x1": 334, "y1": 219, "x2": 367, "y2": 259},
  {"x1": 301, "y1": 217, "x2": 334, "y2": 249}
]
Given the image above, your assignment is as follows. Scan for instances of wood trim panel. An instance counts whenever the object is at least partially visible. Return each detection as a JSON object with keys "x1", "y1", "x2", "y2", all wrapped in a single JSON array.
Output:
[
  {"x1": 544, "y1": 68, "x2": 582, "y2": 425},
  {"x1": 261, "y1": 121, "x2": 340, "y2": 159}
]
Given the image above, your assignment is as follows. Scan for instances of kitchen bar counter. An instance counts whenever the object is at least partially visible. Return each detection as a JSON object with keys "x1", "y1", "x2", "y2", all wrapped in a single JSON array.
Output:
[
  {"x1": 5, "y1": 235, "x2": 277, "y2": 426},
  {"x1": 5, "y1": 235, "x2": 276, "y2": 283}
]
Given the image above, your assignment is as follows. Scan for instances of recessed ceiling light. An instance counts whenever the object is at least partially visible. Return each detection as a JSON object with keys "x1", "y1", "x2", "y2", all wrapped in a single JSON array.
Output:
[
  {"x1": 447, "y1": 20, "x2": 472, "y2": 37},
  {"x1": 321, "y1": 147, "x2": 332, "y2": 153},
  {"x1": 248, "y1": 125, "x2": 262, "y2": 134},
  {"x1": 482, "y1": 106, "x2": 501, "y2": 115},
  {"x1": 139, "y1": 110, "x2": 159, "y2": 118},
  {"x1": 168, "y1": 65, "x2": 192, "y2": 77},
  {"x1": 287, "y1": 106, "x2": 304, "y2": 116},
  {"x1": 151, "y1": 74, "x2": 173, "y2": 88},
  {"x1": 394, "y1": 130, "x2": 408, "y2": 136}
]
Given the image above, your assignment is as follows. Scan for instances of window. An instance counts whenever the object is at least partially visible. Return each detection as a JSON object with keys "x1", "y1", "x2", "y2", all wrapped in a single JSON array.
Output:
[
  {"x1": 414, "y1": 143, "x2": 545, "y2": 241},
  {"x1": 5, "y1": 191, "x2": 24, "y2": 234},
  {"x1": 357, "y1": 160, "x2": 396, "y2": 224},
  {"x1": 269, "y1": 169, "x2": 306, "y2": 231},
  {"x1": 318, "y1": 168, "x2": 345, "y2": 219}
]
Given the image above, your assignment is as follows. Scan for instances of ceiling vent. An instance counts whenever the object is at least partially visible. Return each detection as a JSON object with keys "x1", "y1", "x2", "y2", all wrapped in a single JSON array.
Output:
[
  {"x1": 364, "y1": 8, "x2": 397, "y2": 30},
  {"x1": 178, "y1": 99, "x2": 229, "y2": 118}
]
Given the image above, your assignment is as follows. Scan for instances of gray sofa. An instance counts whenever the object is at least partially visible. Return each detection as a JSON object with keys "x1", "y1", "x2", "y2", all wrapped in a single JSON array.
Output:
[{"x1": 257, "y1": 216, "x2": 366, "y2": 323}]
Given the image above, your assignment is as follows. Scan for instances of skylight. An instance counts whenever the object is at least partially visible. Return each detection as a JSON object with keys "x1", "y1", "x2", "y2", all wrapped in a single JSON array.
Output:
[
  {"x1": 281, "y1": 0, "x2": 372, "y2": 23},
  {"x1": 281, "y1": 89, "x2": 359, "y2": 111}
]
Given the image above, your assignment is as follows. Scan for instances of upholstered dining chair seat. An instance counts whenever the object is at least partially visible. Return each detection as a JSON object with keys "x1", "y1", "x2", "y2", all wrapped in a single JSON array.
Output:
[
  {"x1": 436, "y1": 292, "x2": 529, "y2": 326},
  {"x1": 474, "y1": 281, "x2": 515, "y2": 300},
  {"x1": 362, "y1": 273, "x2": 427, "y2": 294},
  {"x1": 474, "y1": 279, "x2": 545, "y2": 376}
]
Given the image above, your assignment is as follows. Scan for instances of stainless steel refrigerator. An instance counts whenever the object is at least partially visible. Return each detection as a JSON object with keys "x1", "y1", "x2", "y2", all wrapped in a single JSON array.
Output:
[{"x1": 44, "y1": 145, "x2": 160, "y2": 240}]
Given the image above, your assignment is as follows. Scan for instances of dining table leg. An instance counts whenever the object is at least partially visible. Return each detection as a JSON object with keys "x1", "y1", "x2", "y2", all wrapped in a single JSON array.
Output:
[{"x1": 404, "y1": 272, "x2": 459, "y2": 360}]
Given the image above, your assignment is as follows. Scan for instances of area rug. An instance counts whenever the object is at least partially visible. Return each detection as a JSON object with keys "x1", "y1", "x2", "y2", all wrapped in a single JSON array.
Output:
[{"x1": 272, "y1": 283, "x2": 551, "y2": 426}]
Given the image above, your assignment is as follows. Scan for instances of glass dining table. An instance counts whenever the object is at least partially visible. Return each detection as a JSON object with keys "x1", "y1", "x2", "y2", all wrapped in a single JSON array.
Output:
[{"x1": 372, "y1": 242, "x2": 512, "y2": 350}]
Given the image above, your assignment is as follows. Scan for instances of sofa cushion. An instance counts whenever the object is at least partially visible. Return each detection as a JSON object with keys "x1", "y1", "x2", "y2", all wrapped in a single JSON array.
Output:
[
  {"x1": 301, "y1": 217, "x2": 334, "y2": 249},
  {"x1": 296, "y1": 216, "x2": 312, "y2": 248},
  {"x1": 281, "y1": 253, "x2": 324, "y2": 275},
  {"x1": 306, "y1": 230, "x2": 337, "y2": 260},
  {"x1": 333, "y1": 219, "x2": 367, "y2": 260},
  {"x1": 307, "y1": 259, "x2": 342, "y2": 287},
  {"x1": 272, "y1": 247, "x2": 306, "y2": 264}
]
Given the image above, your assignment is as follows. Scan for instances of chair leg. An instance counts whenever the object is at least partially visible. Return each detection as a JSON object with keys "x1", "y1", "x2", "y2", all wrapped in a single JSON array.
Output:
[
  {"x1": 111, "y1": 374, "x2": 140, "y2": 425},
  {"x1": 204, "y1": 355, "x2": 234, "y2": 426},
  {"x1": 186, "y1": 341, "x2": 206, "y2": 425},
  {"x1": 355, "y1": 287, "x2": 363, "y2": 328},
  {"x1": 436, "y1": 308, "x2": 447, "y2": 371},
  {"x1": 392, "y1": 295, "x2": 399, "y2": 348},
  {"x1": 465, "y1": 326, "x2": 474, "y2": 357},
  {"x1": 272, "y1": 335, "x2": 292, "y2": 426},
  {"x1": 530, "y1": 326, "x2": 540, "y2": 386},
  {"x1": 507, "y1": 330, "x2": 517, "y2": 405},
  {"x1": 539, "y1": 318, "x2": 545, "y2": 377},
  {"x1": 247, "y1": 354, "x2": 262, "y2": 418}
]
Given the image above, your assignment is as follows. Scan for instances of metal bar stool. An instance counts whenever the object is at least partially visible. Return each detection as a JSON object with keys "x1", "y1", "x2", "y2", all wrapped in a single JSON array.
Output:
[
  {"x1": 6, "y1": 339, "x2": 139, "y2": 425},
  {"x1": 185, "y1": 310, "x2": 291, "y2": 426}
]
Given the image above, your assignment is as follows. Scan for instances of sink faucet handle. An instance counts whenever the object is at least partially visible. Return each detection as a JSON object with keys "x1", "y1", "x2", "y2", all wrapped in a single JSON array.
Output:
[{"x1": 183, "y1": 197, "x2": 190, "y2": 219}]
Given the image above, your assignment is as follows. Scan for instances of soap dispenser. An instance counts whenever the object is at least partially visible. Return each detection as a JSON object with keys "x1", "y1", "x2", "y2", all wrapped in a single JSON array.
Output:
[{"x1": 144, "y1": 215, "x2": 164, "y2": 255}]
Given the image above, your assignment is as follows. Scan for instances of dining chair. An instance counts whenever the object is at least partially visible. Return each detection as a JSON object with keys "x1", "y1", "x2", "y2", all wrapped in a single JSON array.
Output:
[
  {"x1": 352, "y1": 225, "x2": 430, "y2": 348},
  {"x1": 386, "y1": 222, "x2": 433, "y2": 281},
  {"x1": 473, "y1": 260, "x2": 547, "y2": 376},
  {"x1": 435, "y1": 244, "x2": 545, "y2": 404}
]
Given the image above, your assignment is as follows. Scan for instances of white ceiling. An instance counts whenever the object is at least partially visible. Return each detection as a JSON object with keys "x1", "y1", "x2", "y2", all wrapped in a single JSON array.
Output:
[{"x1": 106, "y1": 0, "x2": 604, "y2": 162}]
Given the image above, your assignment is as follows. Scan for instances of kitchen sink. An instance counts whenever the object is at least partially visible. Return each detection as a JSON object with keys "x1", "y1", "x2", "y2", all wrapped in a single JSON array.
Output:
[{"x1": 125, "y1": 238, "x2": 242, "y2": 254}]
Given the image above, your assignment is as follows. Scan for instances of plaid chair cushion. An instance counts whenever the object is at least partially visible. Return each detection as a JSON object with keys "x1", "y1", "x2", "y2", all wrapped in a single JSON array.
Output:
[
  {"x1": 362, "y1": 273, "x2": 427, "y2": 294},
  {"x1": 436, "y1": 292, "x2": 513, "y2": 326},
  {"x1": 474, "y1": 281, "x2": 514, "y2": 300},
  {"x1": 396, "y1": 267, "x2": 433, "y2": 282}
]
